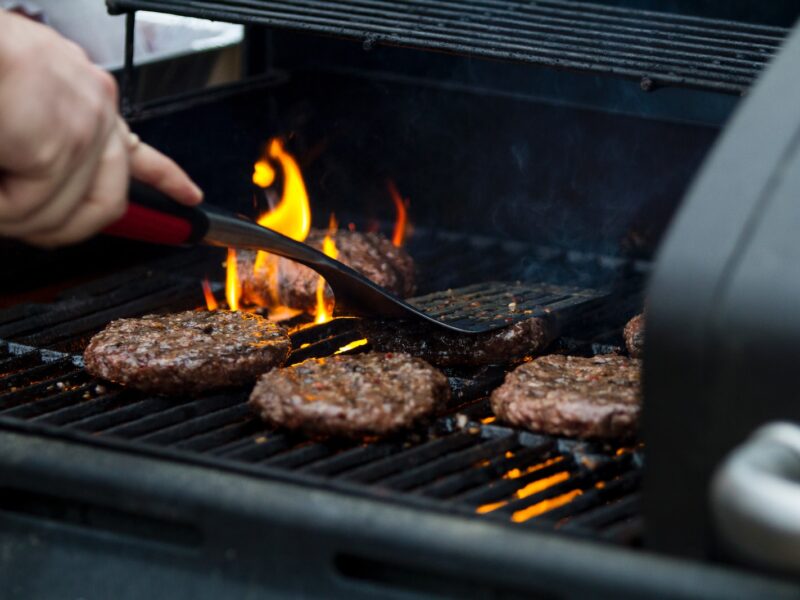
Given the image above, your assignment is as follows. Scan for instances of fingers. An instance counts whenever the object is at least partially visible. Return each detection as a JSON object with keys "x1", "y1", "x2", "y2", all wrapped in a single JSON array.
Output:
[
  {"x1": 128, "y1": 134, "x2": 203, "y2": 206},
  {"x1": 0, "y1": 101, "x2": 116, "y2": 238},
  {"x1": 0, "y1": 26, "x2": 120, "y2": 233},
  {"x1": 24, "y1": 122, "x2": 129, "y2": 247}
]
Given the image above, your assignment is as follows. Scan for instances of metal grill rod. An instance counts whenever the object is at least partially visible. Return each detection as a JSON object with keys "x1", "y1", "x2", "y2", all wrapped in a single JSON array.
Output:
[
  {"x1": 251, "y1": 0, "x2": 783, "y2": 56},
  {"x1": 111, "y1": 0, "x2": 788, "y2": 93}
]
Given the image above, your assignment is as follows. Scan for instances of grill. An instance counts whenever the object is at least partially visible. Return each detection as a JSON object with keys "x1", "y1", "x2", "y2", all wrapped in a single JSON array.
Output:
[
  {"x1": 4, "y1": 0, "x2": 800, "y2": 597},
  {"x1": 0, "y1": 232, "x2": 645, "y2": 544},
  {"x1": 108, "y1": 0, "x2": 789, "y2": 94}
]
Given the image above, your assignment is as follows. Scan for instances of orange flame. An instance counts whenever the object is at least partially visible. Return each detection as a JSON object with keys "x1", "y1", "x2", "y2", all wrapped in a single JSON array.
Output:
[
  {"x1": 201, "y1": 278, "x2": 218, "y2": 311},
  {"x1": 315, "y1": 215, "x2": 338, "y2": 324},
  {"x1": 226, "y1": 248, "x2": 241, "y2": 311},
  {"x1": 335, "y1": 339, "x2": 368, "y2": 354},
  {"x1": 252, "y1": 158, "x2": 276, "y2": 188},
  {"x1": 514, "y1": 471, "x2": 570, "y2": 499},
  {"x1": 249, "y1": 138, "x2": 313, "y2": 316},
  {"x1": 511, "y1": 490, "x2": 583, "y2": 523},
  {"x1": 475, "y1": 457, "x2": 567, "y2": 515},
  {"x1": 386, "y1": 179, "x2": 408, "y2": 247},
  {"x1": 256, "y1": 139, "x2": 311, "y2": 240}
]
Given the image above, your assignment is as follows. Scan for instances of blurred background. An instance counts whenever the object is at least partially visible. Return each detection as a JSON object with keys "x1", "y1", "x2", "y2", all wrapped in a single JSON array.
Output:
[{"x1": 1, "y1": 0, "x2": 243, "y2": 101}]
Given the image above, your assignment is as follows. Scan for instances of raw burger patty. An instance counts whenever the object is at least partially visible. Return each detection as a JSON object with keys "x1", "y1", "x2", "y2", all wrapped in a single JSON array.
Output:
[
  {"x1": 84, "y1": 311, "x2": 291, "y2": 395},
  {"x1": 358, "y1": 317, "x2": 556, "y2": 367},
  {"x1": 249, "y1": 352, "x2": 450, "y2": 437},
  {"x1": 491, "y1": 354, "x2": 641, "y2": 440},
  {"x1": 623, "y1": 314, "x2": 644, "y2": 358},
  {"x1": 238, "y1": 229, "x2": 416, "y2": 311}
]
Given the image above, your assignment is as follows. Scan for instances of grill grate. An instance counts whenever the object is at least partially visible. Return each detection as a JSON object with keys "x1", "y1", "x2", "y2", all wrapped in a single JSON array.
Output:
[
  {"x1": 0, "y1": 232, "x2": 645, "y2": 544},
  {"x1": 108, "y1": 0, "x2": 789, "y2": 94},
  {"x1": 0, "y1": 341, "x2": 642, "y2": 543}
]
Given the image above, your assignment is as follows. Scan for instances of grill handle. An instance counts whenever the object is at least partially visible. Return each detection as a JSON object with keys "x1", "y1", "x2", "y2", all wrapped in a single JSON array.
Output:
[
  {"x1": 103, "y1": 180, "x2": 210, "y2": 245},
  {"x1": 711, "y1": 422, "x2": 800, "y2": 574}
]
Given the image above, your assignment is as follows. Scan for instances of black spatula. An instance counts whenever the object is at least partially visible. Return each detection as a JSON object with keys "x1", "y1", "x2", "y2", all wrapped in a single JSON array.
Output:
[{"x1": 104, "y1": 181, "x2": 506, "y2": 334}]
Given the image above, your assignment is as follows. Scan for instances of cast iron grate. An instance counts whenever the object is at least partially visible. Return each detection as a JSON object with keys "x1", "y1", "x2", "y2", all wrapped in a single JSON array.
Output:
[
  {"x1": 0, "y1": 233, "x2": 645, "y2": 544},
  {"x1": 0, "y1": 340, "x2": 642, "y2": 544},
  {"x1": 108, "y1": 0, "x2": 789, "y2": 94}
]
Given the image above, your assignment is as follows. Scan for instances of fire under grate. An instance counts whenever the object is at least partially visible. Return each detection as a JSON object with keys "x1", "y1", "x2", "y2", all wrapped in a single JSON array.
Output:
[{"x1": 0, "y1": 234, "x2": 646, "y2": 545}]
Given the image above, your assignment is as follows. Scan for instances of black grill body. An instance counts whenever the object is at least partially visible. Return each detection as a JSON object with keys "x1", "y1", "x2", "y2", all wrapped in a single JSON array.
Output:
[
  {"x1": 1, "y1": 1, "x2": 800, "y2": 597},
  {"x1": 646, "y1": 22, "x2": 800, "y2": 559},
  {"x1": 2, "y1": 430, "x2": 798, "y2": 600}
]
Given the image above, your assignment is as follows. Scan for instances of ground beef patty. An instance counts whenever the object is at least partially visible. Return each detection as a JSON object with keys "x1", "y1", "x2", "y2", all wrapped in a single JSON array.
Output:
[
  {"x1": 250, "y1": 352, "x2": 450, "y2": 437},
  {"x1": 238, "y1": 229, "x2": 416, "y2": 311},
  {"x1": 624, "y1": 314, "x2": 645, "y2": 358},
  {"x1": 357, "y1": 317, "x2": 556, "y2": 367},
  {"x1": 84, "y1": 311, "x2": 291, "y2": 395},
  {"x1": 491, "y1": 354, "x2": 641, "y2": 440}
]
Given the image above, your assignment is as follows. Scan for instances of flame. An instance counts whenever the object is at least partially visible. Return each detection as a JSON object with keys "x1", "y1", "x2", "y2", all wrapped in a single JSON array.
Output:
[
  {"x1": 226, "y1": 248, "x2": 241, "y2": 311},
  {"x1": 511, "y1": 490, "x2": 583, "y2": 523},
  {"x1": 201, "y1": 278, "x2": 218, "y2": 311},
  {"x1": 386, "y1": 179, "x2": 408, "y2": 247},
  {"x1": 315, "y1": 215, "x2": 339, "y2": 324},
  {"x1": 476, "y1": 501, "x2": 508, "y2": 515},
  {"x1": 249, "y1": 138, "x2": 313, "y2": 316},
  {"x1": 252, "y1": 159, "x2": 276, "y2": 188},
  {"x1": 238, "y1": 139, "x2": 413, "y2": 322},
  {"x1": 514, "y1": 471, "x2": 570, "y2": 499},
  {"x1": 256, "y1": 139, "x2": 311, "y2": 240},
  {"x1": 335, "y1": 339, "x2": 368, "y2": 354},
  {"x1": 505, "y1": 456, "x2": 564, "y2": 480},
  {"x1": 475, "y1": 457, "x2": 567, "y2": 515}
]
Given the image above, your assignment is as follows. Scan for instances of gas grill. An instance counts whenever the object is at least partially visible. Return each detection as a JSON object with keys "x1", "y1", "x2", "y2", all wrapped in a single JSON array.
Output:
[{"x1": 3, "y1": 1, "x2": 800, "y2": 598}]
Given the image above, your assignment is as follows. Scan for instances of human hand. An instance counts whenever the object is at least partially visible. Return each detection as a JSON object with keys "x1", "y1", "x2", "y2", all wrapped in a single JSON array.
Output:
[{"x1": 0, "y1": 10, "x2": 202, "y2": 247}]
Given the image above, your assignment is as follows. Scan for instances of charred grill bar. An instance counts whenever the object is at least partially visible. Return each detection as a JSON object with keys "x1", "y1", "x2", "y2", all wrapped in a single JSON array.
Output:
[{"x1": 108, "y1": 0, "x2": 788, "y2": 94}]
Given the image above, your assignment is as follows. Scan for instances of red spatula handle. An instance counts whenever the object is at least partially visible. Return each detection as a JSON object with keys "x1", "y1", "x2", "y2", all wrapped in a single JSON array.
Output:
[{"x1": 103, "y1": 180, "x2": 209, "y2": 245}]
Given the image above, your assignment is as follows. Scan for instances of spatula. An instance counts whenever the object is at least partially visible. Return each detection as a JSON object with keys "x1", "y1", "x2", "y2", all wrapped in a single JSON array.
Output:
[{"x1": 103, "y1": 182, "x2": 502, "y2": 334}]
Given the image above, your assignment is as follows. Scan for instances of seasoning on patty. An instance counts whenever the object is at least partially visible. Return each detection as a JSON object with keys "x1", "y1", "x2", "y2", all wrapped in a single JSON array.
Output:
[
  {"x1": 84, "y1": 310, "x2": 291, "y2": 395},
  {"x1": 490, "y1": 354, "x2": 641, "y2": 440},
  {"x1": 623, "y1": 313, "x2": 645, "y2": 358},
  {"x1": 249, "y1": 352, "x2": 450, "y2": 437}
]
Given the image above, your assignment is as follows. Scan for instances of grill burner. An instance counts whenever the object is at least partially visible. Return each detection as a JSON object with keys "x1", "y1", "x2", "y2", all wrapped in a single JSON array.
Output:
[
  {"x1": 0, "y1": 230, "x2": 645, "y2": 544},
  {"x1": 109, "y1": 0, "x2": 789, "y2": 94}
]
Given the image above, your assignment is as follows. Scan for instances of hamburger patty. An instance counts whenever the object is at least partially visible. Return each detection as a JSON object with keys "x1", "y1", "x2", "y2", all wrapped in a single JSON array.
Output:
[
  {"x1": 357, "y1": 317, "x2": 556, "y2": 367},
  {"x1": 238, "y1": 229, "x2": 416, "y2": 311},
  {"x1": 249, "y1": 352, "x2": 450, "y2": 437},
  {"x1": 623, "y1": 314, "x2": 644, "y2": 358},
  {"x1": 491, "y1": 354, "x2": 641, "y2": 440},
  {"x1": 84, "y1": 311, "x2": 291, "y2": 395}
]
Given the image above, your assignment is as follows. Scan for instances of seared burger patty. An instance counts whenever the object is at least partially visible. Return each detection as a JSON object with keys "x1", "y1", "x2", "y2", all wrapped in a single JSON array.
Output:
[
  {"x1": 249, "y1": 352, "x2": 450, "y2": 437},
  {"x1": 623, "y1": 314, "x2": 644, "y2": 358},
  {"x1": 491, "y1": 354, "x2": 641, "y2": 440},
  {"x1": 84, "y1": 311, "x2": 291, "y2": 395},
  {"x1": 238, "y1": 229, "x2": 416, "y2": 311},
  {"x1": 358, "y1": 317, "x2": 556, "y2": 367}
]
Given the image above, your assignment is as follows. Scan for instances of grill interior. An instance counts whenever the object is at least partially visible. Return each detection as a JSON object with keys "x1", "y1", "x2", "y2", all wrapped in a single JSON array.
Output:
[
  {"x1": 0, "y1": 230, "x2": 645, "y2": 545},
  {"x1": 110, "y1": 0, "x2": 789, "y2": 94}
]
